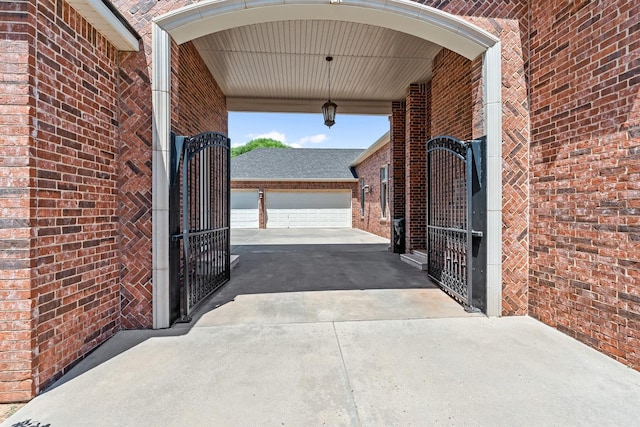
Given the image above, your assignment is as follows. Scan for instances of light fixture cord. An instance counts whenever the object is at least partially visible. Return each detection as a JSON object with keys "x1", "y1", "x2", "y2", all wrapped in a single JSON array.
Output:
[{"x1": 328, "y1": 58, "x2": 332, "y2": 101}]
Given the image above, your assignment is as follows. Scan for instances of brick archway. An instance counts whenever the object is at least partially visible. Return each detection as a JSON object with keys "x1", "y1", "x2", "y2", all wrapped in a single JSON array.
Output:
[{"x1": 151, "y1": 0, "x2": 503, "y2": 327}]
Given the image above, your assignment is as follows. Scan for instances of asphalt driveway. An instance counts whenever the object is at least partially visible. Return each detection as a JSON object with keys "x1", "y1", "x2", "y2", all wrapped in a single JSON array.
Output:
[
  {"x1": 187, "y1": 228, "x2": 476, "y2": 326},
  {"x1": 4, "y1": 229, "x2": 640, "y2": 426}
]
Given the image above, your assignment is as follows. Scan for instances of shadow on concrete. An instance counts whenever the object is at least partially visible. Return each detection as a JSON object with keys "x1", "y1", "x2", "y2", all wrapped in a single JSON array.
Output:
[
  {"x1": 188, "y1": 243, "x2": 438, "y2": 324},
  {"x1": 44, "y1": 242, "x2": 440, "y2": 396}
]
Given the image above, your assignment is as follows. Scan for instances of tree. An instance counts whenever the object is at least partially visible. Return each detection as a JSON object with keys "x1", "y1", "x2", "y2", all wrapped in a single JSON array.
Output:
[{"x1": 231, "y1": 138, "x2": 290, "y2": 157}]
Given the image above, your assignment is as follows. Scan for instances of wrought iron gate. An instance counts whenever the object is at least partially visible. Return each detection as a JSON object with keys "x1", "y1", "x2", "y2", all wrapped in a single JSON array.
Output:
[
  {"x1": 426, "y1": 136, "x2": 486, "y2": 312},
  {"x1": 169, "y1": 132, "x2": 231, "y2": 323}
]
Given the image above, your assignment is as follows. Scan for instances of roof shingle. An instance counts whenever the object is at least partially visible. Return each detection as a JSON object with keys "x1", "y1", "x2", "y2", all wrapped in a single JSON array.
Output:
[{"x1": 231, "y1": 148, "x2": 364, "y2": 180}]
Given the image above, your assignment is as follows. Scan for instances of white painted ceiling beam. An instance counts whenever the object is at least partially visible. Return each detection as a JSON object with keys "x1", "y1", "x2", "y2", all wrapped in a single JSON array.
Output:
[{"x1": 227, "y1": 97, "x2": 392, "y2": 114}]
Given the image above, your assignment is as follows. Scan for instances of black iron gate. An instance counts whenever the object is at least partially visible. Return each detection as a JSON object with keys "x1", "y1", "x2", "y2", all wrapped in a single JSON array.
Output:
[
  {"x1": 169, "y1": 131, "x2": 231, "y2": 323},
  {"x1": 426, "y1": 136, "x2": 486, "y2": 312}
]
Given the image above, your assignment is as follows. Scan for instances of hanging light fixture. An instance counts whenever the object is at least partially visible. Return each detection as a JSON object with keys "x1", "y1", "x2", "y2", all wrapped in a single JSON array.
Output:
[{"x1": 322, "y1": 56, "x2": 337, "y2": 128}]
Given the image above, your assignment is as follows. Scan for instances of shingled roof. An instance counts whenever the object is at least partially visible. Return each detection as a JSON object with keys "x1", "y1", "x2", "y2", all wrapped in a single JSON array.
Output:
[{"x1": 231, "y1": 148, "x2": 364, "y2": 180}]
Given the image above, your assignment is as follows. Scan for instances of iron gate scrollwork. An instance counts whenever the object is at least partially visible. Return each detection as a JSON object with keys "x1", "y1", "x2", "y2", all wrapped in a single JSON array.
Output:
[
  {"x1": 427, "y1": 136, "x2": 486, "y2": 312},
  {"x1": 169, "y1": 131, "x2": 231, "y2": 323}
]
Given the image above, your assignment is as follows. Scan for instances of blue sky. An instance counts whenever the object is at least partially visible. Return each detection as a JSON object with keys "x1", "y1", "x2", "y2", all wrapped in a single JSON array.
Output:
[{"x1": 228, "y1": 112, "x2": 390, "y2": 149}]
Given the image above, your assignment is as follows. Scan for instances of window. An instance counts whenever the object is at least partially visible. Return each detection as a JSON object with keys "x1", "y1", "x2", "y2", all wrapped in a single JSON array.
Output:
[
  {"x1": 380, "y1": 165, "x2": 388, "y2": 218},
  {"x1": 360, "y1": 178, "x2": 366, "y2": 216}
]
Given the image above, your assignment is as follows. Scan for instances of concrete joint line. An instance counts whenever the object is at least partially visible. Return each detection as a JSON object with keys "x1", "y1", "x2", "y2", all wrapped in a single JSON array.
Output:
[{"x1": 332, "y1": 322, "x2": 363, "y2": 427}]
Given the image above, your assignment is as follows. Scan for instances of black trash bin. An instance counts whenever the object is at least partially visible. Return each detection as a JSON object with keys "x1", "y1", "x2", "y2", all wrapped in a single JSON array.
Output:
[{"x1": 393, "y1": 217, "x2": 405, "y2": 253}]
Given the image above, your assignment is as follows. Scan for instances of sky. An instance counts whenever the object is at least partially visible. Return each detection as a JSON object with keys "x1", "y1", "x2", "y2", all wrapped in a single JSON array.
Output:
[{"x1": 228, "y1": 112, "x2": 390, "y2": 149}]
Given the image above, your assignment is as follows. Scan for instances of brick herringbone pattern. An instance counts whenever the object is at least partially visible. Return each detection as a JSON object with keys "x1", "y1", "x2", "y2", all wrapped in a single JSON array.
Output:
[
  {"x1": 435, "y1": 3, "x2": 531, "y2": 315},
  {"x1": 494, "y1": 20, "x2": 531, "y2": 316},
  {"x1": 118, "y1": 50, "x2": 153, "y2": 329}
]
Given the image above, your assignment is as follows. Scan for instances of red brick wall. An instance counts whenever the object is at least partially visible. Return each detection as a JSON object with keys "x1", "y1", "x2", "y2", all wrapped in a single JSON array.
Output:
[
  {"x1": 529, "y1": 0, "x2": 640, "y2": 369},
  {"x1": 404, "y1": 83, "x2": 430, "y2": 252},
  {"x1": 353, "y1": 142, "x2": 391, "y2": 239},
  {"x1": 117, "y1": 47, "x2": 153, "y2": 329},
  {"x1": 0, "y1": 0, "x2": 37, "y2": 403},
  {"x1": 431, "y1": 49, "x2": 472, "y2": 140},
  {"x1": 115, "y1": 6, "x2": 229, "y2": 329},
  {"x1": 31, "y1": 1, "x2": 121, "y2": 394},
  {"x1": 390, "y1": 102, "x2": 406, "y2": 248},
  {"x1": 176, "y1": 42, "x2": 227, "y2": 136},
  {"x1": 455, "y1": 7, "x2": 531, "y2": 316}
]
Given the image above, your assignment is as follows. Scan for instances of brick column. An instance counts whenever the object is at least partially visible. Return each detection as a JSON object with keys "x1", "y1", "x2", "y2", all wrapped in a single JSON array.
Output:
[
  {"x1": 0, "y1": 6, "x2": 37, "y2": 401},
  {"x1": 258, "y1": 189, "x2": 266, "y2": 229},
  {"x1": 404, "y1": 83, "x2": 430, "y2": 252},
  {"x1": 390, "y1": 102, "x2": 406, "y2": 253}
]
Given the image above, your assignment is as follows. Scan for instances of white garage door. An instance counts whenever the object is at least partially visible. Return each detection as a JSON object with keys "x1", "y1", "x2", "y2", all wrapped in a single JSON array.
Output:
[
  {"x1": 231, "y1": 190, "x2": 259, "y2": 228},
  {"x1": 266, "y1": 191, "x2": 352, "y2": 228}
]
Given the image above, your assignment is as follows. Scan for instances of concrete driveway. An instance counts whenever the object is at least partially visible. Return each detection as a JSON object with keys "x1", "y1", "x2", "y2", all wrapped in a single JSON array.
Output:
[{"x1": 4, "y1": 229, "x2": 640, "y2": 426}]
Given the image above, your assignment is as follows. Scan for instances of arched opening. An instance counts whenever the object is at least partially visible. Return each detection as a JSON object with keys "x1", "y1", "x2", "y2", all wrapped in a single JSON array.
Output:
[{"x1": 151, "y1": 0, "x2": 502, "y2": 328}]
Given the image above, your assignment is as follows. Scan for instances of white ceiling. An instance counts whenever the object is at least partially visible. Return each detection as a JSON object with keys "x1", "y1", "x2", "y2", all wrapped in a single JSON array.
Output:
[{"x1": 191, "y1": 20, "x2": 442, "y2": 114}]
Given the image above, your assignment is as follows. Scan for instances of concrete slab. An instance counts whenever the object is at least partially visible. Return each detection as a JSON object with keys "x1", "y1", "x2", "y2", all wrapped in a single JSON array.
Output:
[
  {"x1": 334, "y1": 316, "x2": 640, "y2": 426},
  {"x1": 4, "y1": 324, "x2": 359, "y2": 427},
  {"x1": 231, "y1": 228, "x2": 389, "y2": 247},
  {"x1": 5, "y1": 317, "x2": 640, "y2": 427},
  {"x1": 6, "y1": 230, "x2": 639, "y2": 425},
  {"x1": 193, "y1": 289, "x2": 478, "y2": 327}
]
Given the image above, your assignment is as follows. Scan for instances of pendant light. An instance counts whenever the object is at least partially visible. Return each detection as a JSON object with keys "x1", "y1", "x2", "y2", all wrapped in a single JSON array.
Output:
[{"x1": 322, "y1": 56, "x2": 337, "y2": 128}]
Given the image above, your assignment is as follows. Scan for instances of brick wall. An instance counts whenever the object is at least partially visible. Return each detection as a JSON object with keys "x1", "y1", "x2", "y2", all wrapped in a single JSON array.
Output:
[
  {"x1": 117, "y1": 47, "x2": 153, "y2": 329},
  {"x1": 115, "y1": 4, "x2": 229, "y2": 329},
  {"x1": 0, "y1": 0, "x2": 36, "y2": 403},
  {"x1": 390, "y1": 102, "x2": 406, "y2": 252},
  {"x1": 175, "y1": 42, "x2": 227, "y2": 136},
  {"x1": 431, "y1": 49, "x2": 472, "y2": 140},
  {"x1": 30, "y1": 0, "x2": 121, "y2": 395},
  {"x1": 448, "y1": 5, "x2": 531, "y2": 316},
  {"x1": 353, "y1": 142, "x2": 391, "y2": 239},
  {"x1": 404, "y1": 83, "x2": 430, "y2": 252},
  {"x1": 529, "y1": 0, "x2": 640, "y2": 369}
]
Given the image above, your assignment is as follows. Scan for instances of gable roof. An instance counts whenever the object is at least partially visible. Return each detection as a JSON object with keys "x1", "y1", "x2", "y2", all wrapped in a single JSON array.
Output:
[
  {"x1": 350, "y1": 131, "x2": 390, "y2": 167},
  {"x1": 231, "y1": 148, "x2": 364, "y2": 181}
]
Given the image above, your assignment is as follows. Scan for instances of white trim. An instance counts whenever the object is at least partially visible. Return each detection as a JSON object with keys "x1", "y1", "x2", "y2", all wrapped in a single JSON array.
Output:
[
  {"x1": 151, "y1": 23, "x2": 171, "y2": 329},
  {"x1": 66, "y1": 0, "x2": 139, "y2": 51},
  {"x1": 151, "y1": 0, "x2": 503, "y2": 326},
  {"x1": 350, "y1": 131, "x2": 390, "y2": 166},
  {"x1": 227, "y1": 98, "x2": 392, "y2": 115},
  {"x1": 154, "y1": 0, "x2": 497, "y2": 60},
  {"x1": 483, "y1": 42, "x2": 503, "y2": 317},
  {"x1": 232, "y1": 178, "x2": 358, "y2": 182}
]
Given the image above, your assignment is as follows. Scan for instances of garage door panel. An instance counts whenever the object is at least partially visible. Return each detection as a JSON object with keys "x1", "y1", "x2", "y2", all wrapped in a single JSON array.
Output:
[
  {"x1": 266, "y1": 191, "x2": 351, "y2": 209},
  {"x1": 266, "y1": 191, "x2": 352, "y2": 228},
  {"x1": 231, "y1": 191, "x2": 259, "y2": 209},
  {"x1": 231, "y1": 209, "x2": 259, "y2": 228},
  {"x1": 231, "y1": 191, "x2": 258, "y2": 228},
  {"x1": 267, "y1": 209, "x2": 351, "y2": 228}
]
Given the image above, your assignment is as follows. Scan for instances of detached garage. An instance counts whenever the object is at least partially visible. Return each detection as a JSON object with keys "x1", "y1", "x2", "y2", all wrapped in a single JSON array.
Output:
[
  {"x1": 266, "y1": 190, "x2": 352, "y2": 228},
  {"x1": 231, "y1": 148, "x2": 363, "y2": 229}
]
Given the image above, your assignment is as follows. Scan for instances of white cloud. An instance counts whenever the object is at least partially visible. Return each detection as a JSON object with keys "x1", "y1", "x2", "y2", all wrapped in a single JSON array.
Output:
[
  {"x1": 293, "y1": 134, "x2": 328, "y2": 146},
  {"x1": 290, "y1": 143, "x2": 302, "y2": 148},
  {"x1": 247, "y1": 131, "x2": 287, "y2": 144}
]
